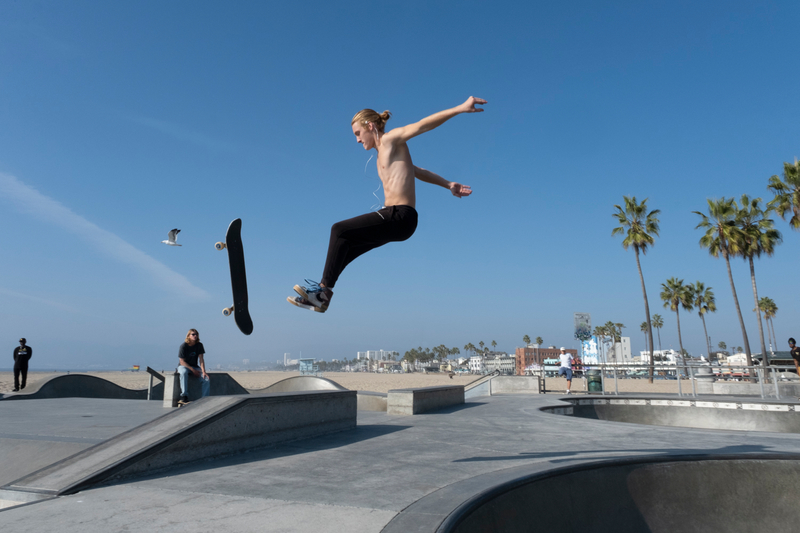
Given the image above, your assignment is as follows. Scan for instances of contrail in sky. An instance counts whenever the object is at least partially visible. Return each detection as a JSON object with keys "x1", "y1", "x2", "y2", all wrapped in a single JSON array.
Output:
[
  {"x1": 0, "y1": 172, "x2": 209, "y2": 300},
  {"x1": 123, "y1": 114, "x2": 237, "y2": 152}
]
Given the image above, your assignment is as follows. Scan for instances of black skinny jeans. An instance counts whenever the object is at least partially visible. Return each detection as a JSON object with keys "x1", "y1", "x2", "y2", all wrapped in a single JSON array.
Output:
[{"x1": 321, "y1": 205, "x2": 418, "y2": 288}]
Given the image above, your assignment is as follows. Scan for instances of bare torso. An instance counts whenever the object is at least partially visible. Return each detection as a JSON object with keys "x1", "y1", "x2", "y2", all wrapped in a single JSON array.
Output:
[{"x1": 375, "y1": 134, "x2": 416, "y2": 208}]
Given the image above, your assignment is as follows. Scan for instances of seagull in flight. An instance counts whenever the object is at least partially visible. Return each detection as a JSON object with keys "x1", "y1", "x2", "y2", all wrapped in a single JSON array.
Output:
[{"x1": 162, "y1": 229, "x2": 182, "y2": 246}]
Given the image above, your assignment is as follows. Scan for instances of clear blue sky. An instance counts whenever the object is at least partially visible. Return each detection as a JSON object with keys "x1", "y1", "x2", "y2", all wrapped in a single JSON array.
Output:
[{"x1": 1, "y1": 1, "x2": 797, "y2": 370}]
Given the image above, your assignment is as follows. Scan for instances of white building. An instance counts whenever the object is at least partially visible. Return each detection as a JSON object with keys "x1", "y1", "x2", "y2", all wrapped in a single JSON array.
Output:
[
  {"x1": 605, "y1": 337, "x2": 633, "y2": 362},
  {"x1": 484, "y1": 354, "x2": 516, "y2": 375},
  {"x1": 357, "y1": 350, "x2": 396, "y2": 361},
  {"x1": 639, "y1": 349, "x2": 684, "y2": 365},
  {"x1": 469, "y1": 355, "x2": 485, "y2": 374}
]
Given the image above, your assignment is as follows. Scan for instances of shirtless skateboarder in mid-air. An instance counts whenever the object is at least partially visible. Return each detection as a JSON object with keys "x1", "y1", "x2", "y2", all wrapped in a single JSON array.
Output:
[{"x1": 288, "y1": 96, "x2": 486, "y2": 312}]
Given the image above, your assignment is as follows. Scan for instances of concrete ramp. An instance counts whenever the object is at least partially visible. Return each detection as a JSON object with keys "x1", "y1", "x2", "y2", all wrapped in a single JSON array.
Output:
[
  {"x1": 249, "y1": 375, "x2": 347, "y2": 393},
  {"x1": 250, "y1": 376, "x2": 388, "y2": 411},
  {"x1": 0, "y1": 374, "x2": 161, "y2": 401},
  {"x1": 3, "y1": 390, "x2": 356, "y2": 497}
]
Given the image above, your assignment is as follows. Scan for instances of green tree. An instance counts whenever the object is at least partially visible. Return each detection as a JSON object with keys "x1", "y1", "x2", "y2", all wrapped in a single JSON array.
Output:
[
  {"x1": 522, "y1": 335, "x2": 531, "y2": 346},
  {"x1": 718, "y1": 341, "x2": 727, "y2": 351},
  {"x1": 491, "y1": 340, "x2": 497, "y2": 351},
  {"x1": 660, "y1": 277, "x2": 693, "y2": 362},
  {"x1": 692, "y1": 281, "x2": 716, "y2": 359},
  {"x1": 536, "y1": 336, "x2": 543, "y2": 346},
  {"x1": 612, "y1": 196, "x2": 660, "y2": 382},
  {"x1": 694, "y1": 198, "x2": 753, "y2": 367},
  {"x1": 767, "y1": 159, "x2": 800, "y2": 231},
  {"x1": 478, "y1": 341, "x2": 485, "y2": 354},
  {"x1": 652, "y1": 314, "x2": 664, "y2": 353},
  {"x1": 736, "y1": 194, "x2": 782, "y2": 367}
]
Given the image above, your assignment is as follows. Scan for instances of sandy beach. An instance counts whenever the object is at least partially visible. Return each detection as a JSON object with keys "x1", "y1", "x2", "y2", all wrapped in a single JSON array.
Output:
[{"x1": 0, "y1": 370, "x2": 686, "y2": 395}]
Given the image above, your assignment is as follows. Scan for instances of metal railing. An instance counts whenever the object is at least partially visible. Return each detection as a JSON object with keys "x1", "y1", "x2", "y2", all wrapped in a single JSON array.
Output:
[{"x1": 575, "y1": 363, "x2": 799, "y2": 400}]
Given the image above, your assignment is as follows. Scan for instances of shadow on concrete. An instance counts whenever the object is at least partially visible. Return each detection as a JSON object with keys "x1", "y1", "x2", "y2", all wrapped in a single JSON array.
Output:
[
  {"x1": 424, "y1": 402, "x2": 487, "y2": 415},
  {"x1": 452, "y1": 443, "x2": 786, "y2": 463},
  {"x1": 97, "y1": 423, "x2": 412, "y2": 488}
]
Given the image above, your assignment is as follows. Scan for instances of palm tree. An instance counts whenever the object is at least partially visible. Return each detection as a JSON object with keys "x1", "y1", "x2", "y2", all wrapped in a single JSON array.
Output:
[
  {"x1": 694, "y1": 198, "x2": 753, "y2": 367},
  {"x1": 640, "y1": 321, "x2": 649, "y2": 354},
  {"x1": 652, "y1": 314, "x2": 664, "y2": 354},
  {"x1": 660, "y1": 277, "x2": 693, "y2": 364},
  {"x1": 478, "y1": 341, "x2": 485, "y2": 354},
  {"x1": 593, "y1": 325, "x2": 611, "y2": 363},
  {"x1": 522, "y1": 335, "x2": 531, "y2": 347},
  {"x1": 767, "y1": 159, "x2": 800, "y2": 231},
  {"x1": 736, "y1": 194, "x2": 782, "y2": 368},
  {"x1": 602, "y1": 321, "x2": 624, "y2": 361},
  {"x1": 491, "y1": 340, "x2": 497, "y2": 351},
  {"x1": 612, "y1": 196, "x2": 660, "y2": 382},
  {"x1": 758, "y1": 297, "x2": 778, "y2": 353},
  {"x1": 536, "y1": 336, "x2": 543, "y2": 346},
  {"x1": 692, "y1": 281, "x2": 716, "y2": 360}
]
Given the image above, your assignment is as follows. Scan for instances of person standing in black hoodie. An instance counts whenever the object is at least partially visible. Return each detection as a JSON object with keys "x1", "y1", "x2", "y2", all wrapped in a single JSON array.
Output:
[{"x1": 13, "y1": 338, "x2": 32, "y2": 392}]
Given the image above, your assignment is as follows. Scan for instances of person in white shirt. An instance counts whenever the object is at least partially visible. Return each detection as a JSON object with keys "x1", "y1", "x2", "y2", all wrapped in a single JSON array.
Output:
[{"x1": 558, "y1": 347, "x2": 574, "y2": 394}]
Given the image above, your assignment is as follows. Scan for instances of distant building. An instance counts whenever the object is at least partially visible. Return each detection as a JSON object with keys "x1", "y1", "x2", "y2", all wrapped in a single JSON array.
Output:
[
  {"x1": 357, "y1": 350, "x2": 396, "y2": 361},
  {"x1": 469, "y1": 355, "x2": 485, "y2": 374},
  {"x1": 484, "y1": 353, "x2": 516, "y2": 375},
  {"x1": 639, "y1": 349, "x2": 683, "y2": 364}
]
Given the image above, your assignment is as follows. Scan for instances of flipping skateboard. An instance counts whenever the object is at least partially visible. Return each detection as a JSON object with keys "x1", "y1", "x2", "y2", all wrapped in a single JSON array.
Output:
[{"x1": 216, "y1": 218, "x2": 253, "y2": 335}]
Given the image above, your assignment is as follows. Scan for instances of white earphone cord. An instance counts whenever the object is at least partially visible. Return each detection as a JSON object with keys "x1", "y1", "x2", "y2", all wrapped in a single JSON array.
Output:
[{"x1": 364, "y1": 153, "x2": 384, "y2": 219}]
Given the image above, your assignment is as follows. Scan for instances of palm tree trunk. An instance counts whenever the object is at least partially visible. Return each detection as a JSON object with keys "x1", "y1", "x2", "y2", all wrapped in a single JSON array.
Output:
[
  {"x1": 769, "y1": 317, "x2": 778, "y2": 350},
  {"x1": 635, "y1": 249, "x2": 655, "y2": 384},
  {"x1": 749, "y1": 257, "x2": 768, "y2": 368},
  {"x1": 700, "y1": 314, "x2": 711, "y2": 360},
  {"x1": 657, "y1": 328, "x2": 662, "y2": 353},
  {"x1": 724, "y1": 253, "x2": 753, "y2": 368},
  {"x1": 675, "y1": 308, "x2": 688, "y2": 378},
  {"x1": 769, "y1": 317, "x2": 775, "y2": 352}
]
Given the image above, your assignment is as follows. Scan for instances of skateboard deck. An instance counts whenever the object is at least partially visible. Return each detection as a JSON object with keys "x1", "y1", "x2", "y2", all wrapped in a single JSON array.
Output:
[{"x1": 216, "y1": 218, "x2": 253, "y2": 335}]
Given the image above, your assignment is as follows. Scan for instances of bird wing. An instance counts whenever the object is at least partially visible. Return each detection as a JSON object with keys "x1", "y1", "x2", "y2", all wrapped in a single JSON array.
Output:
[{"x1": 168, "y1": 229, "x2": 181, "y2": 242}]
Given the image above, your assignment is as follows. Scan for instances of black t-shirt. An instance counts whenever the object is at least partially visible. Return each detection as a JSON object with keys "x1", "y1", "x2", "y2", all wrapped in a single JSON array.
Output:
[
  {"x1": 179, "y1": 342, "x2": 205, "y2": 368},
  {"x1": 14, "y1": 346, "x2": 32, "y2": 363},
  {"x1": 791, "y1": 346, "x2": 800, "y2": 363}
]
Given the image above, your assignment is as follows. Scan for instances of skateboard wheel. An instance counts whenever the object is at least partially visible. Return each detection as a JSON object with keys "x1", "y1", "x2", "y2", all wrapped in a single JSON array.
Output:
[
  {"x1": 215, "y1": 242, "x2": 226, "y2": 250},
  {"x1": 223, "y1": 306, "x2": 233, "y2": 317}
]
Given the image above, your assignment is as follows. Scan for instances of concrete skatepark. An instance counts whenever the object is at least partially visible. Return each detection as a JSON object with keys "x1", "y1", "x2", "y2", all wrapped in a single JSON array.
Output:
[{"x1": 2, "y1": 373, "x2": 800, "y2": 532}]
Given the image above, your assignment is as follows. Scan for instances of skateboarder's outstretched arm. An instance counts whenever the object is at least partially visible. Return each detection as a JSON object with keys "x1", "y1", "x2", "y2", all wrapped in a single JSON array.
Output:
[
  {"x1": 414, "y1": 166, "x2": 472, "y2": 198},
  {"x1": 385, "y1": 96, "x2": 486, "y2": 145}
]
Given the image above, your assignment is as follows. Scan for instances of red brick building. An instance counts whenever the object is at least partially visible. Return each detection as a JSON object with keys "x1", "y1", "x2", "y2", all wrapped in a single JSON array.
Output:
[{"x1": 515, "y1": 346, "x2": 578, "y2": 375}]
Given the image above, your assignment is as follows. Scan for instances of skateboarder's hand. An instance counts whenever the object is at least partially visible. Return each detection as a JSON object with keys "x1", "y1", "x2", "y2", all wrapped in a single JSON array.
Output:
[
  {"x1": 459, "y1": 96, "x2": 486, "y2": 113},
  {"x1": 450, "y1": 182, "x2": 472, "y2": 198}
]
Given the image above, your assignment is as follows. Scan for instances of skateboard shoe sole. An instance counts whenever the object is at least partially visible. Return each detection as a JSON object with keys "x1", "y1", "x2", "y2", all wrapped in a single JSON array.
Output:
[
  {"x1": 292, "y1": 286, "x2": 329, "y2": 311},
  {"x1": 287, "y1": 296, "x2": 326, "y2": 313}
]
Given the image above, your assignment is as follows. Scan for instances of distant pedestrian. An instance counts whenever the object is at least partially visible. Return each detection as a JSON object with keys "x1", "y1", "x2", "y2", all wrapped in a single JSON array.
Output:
[
  {"x1": 558, "y1": 347, "x2": 574, "y2": 395},
  {"x1": 177, "y1": 329, "x2": 210, "y2": 405},
  {"x1": 13, "y1": 338, "x2": 32, "y2": 392},
  {"x1": 789, "y1": 338, "x2": 800, "y2": 375}
]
